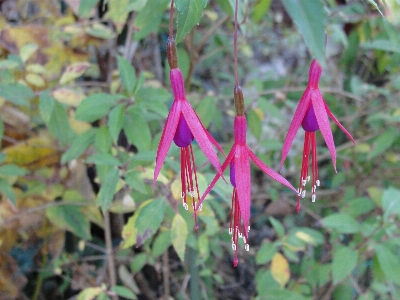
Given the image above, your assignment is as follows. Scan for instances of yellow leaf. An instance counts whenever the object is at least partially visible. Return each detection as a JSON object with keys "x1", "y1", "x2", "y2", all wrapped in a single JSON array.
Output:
[
  {"x1": 52, "y1": 88, "x2": 85, "y2": 107},
  {"x1": 254, "y1": 107, "x2": 264, "y2": 120},
  {"x1": 77, "y1": 287, "x2": 103, "y2": 300},
  {"x1": 59, "y1": 62, "x2": 91, "y2": 85},
  {"x1": 271, "y1": 253, "x2": 290, "y2": 289},
  {"x1": 26, "y1": 63, "x2": 46, "y2": 74},
  {"x1": 25, "y1": 73, "x2": 45, "y2": 88},
  {"x1": 171, "y1": 214, "x2": 188, "y2": 262},
  {"x1": 20, "y1": 43, "x2": 38, "y2": 63},
  {"x1": 69, "y1": 114, "x2": 92, "y2": 134},
  {"x1": 295, "y1": 231, "x2": 316, "y2": 245}
]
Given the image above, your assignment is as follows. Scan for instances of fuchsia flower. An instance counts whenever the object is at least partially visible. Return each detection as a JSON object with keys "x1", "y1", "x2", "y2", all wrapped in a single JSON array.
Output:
[
  {"x1": 153, "y1": 39, "x2": 224, "y2": 231},
  {"x1": 197, "y1": 87, "x2": 297, "y2": 267},
  {"x1": 280, "y1": 59, "x2": 356, "y2": 213}
]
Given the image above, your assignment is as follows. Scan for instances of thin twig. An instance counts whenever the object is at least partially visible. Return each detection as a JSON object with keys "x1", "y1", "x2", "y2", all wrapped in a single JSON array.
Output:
[{"x1": 103, "y1": 211, "x2": 117, "y2": 300}]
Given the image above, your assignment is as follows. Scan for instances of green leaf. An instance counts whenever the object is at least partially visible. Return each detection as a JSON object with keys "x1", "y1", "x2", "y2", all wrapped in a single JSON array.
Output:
[
  {"x1": 61, "y1": 129, "x2": 97, "y2": 163},
  {"x1": 374, "y1": 244, "x2": 400, "y2": 285},
  {"x1": 95, "y1": 126, "x2": 112, "y2": 154},
  {"x1": 49, "y1": 101, "x2": 72, "y2": 145},
  {"x1": 256, "y1": 242, "x2": 277, "y2": 265},
  {"x1": 78, "y1": 0, "x2": 99, "y2": 17},
  {"x1": 198, "y1": 233, "x2": 210, "y2": 260},
  {"x1": 108, "y1": 104, "x2": 125, "y2": 144},
  {"x1": 46, "y1": 204, "x2": 92, "y2": 240},
  {"x1": 123, "y1": 108, "x2": 152, "y2": 151},
  {"x1": 39, "y1": 90, "x2": 55, "y2": 124},
  {"x1": 175, "y1": 0, "x2": 208, "y2": 43},
  {"x1": 368, "y1": 127, "x2": 399, "y2": 159},
  {"x1": 134, "y1": 0, "x2": 170, "y2": 40},
  {"x1": 281, "y1": 0, "x2": 325, "y2": 66},
  {"x1": 20, "y1": 43, "x2": 38, "y2": 63},
  {"x1": 130, "y1": 253, "x2": 148, "y2": 273},
  {"x1": 75, "y1": 93, "x2": 123, "y2": 122},
  {"x1": 195, "y1": 96, "x2": 216, "y2": 128},
  {"x1": 103, "y1": 0, "x2": 130, "y2": 33},
  {"x1": 332, "y1": 246, "x2": 358, "y2": 284},
  {"x1": 0, "y1": 83, "x2": 34, "y2": 106},
  {"x1": 85, "y1": 153, "x2": 121, "y2": 166},
  {"x1": 0, "y1": 178, "x2": 16, "y2": 205},
  {"x1": 320, "y1": 213, "x2": 360, "y2": 234},
  {"x1": 367, "y1": 0, "x2": 385, "y2": 17},
  {"x1": 111, "y1": 286, "x2": 137, "y2": 300},
  {"x1": 125, "y1": 171, "x2": 147, "y2": 194},
  {"x1": 0, "y1": 164, "x2": 28, "y2": 176},
  {"x1": 152, "y1": 230, "x2": 171, "y2": 257},
  {"x1": 247, "y1": 108, "x2": 262, "y2": 140},
  {"x1": 0, "y1": 116, "x2": 4, "y2": 148},
  {"x1": 117, "y1": 55, "x2": 136, "y2": 96},
  {"x1": 253, "y1": 0, "x2": 271, "y2": 23},
  {"x1": 269, "y1": 216, "x2": 285, "y2": 238},
  {"x1": 97, "y1": 168, "x2": 120, "y2": 212},
  {"x1": 171, "y1": 214, "x2": 188, "y2": 262},
  {"x1": 382, "y1": 187, "x2": 400, "y2": 220}
]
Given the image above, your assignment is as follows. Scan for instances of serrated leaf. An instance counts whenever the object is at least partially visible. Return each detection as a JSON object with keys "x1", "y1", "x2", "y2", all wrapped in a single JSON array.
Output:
[
  {"x1": 271, "y1": 253, "x2": 290, "y2": 288},
  {"x1": 59, "y1": 62, "x2": 91, "y2": 85},
  {"x1": 111, "y1": 286, "x2": 137, "y2": 300},
  {"x1": 332, "y1": 246, "x2": 358, "y2": 284},
  {"x1": 175, "y1": 0, "x2": 207, "y2": 43},
  {"x1": 61, "y1": 129, "x2": 97, "y2": 163},
  {"x1": 78, "y1": 0, "x2": 99, "y2": 17},
  {"x1": 281, "y1": 0, "x2": 325, "y2": 66},
  {"x1": 46, "y1": 204, "x2": 92, "y2": 240},
  {"x1": 97, "y1": 168, "x2": 120, "y2": 212},
  {"x1": 75, "y1": 93, "x2": 122, "y2": 122},
  {"x1": 108, "y1": 104, "x2": 125, "y2": 144},
  {"x1": 117, "y1": 55, "x2": 136, "y2": 95},
  {"x1": 320, "y1": 213, "x2": 360, "y2": 234},
  {"x1": 171, "y1": 214, "x2": 188, "y2": 262},
  {"x1": 0, "y1": 178, "x2": 16, "y2": 206}
]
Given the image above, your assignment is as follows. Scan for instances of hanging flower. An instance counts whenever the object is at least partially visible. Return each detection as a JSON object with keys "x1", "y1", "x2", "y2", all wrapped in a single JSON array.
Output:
[
  {"x1": 153, "y1": 38, "x2": 224, "y2": 231},
  {"x1": 197, "y1": 87, "x2": 297, "y2": 266},
  {"x1": 280, "y1": 59, "x2": 356, "y2": 213}
]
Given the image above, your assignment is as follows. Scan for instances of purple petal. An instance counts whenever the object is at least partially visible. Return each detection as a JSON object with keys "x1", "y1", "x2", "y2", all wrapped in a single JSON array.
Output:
[
  {"x1": 301, "y1": 105, "x2": 319, "y2": 132},
  {"x1": 248, "y1": 148, "x2": 297, "y2": 193},
  {"x1": 181, "y1": 101, "x2": 223, "y2": 176},
  {"x1": 230, "y1": 161, "x2": 236, "y2": 187},
  {"x1": 173, "y1": 116, "x2": 194, "y2": 147},
  {"x1": 324, "y1": 101, "x2": 356, "y2": 145},
  {"x1": 153, "y1": 101, "x2": 182, "y2": 188},
  {"x1": 234, "y1": 145, "x2": 251, "y2": 232},
  {"x1": 311, "y1": 90, "x2": 337, "y2": 171},
  {"x1": 280, "y1": 88, "x2": 312, "y2": 170}
]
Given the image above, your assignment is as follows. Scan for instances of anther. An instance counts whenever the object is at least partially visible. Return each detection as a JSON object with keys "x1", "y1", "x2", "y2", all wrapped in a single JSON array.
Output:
[
  {"x1": 198, "y1": 204, "x2": 203, "y2": 211},
  {"x1": 181, "y1": 192, "x2": 185, "y2": 199},
  {"x1": 229, "y1": 228, "x2": 232, "y2": 235},
  {"x1": 239, "y1": 232, "x2": 243, "y2": 238},
  {"x1": 307, "y1": 176, "x2": 310, "y2": 182},
  {"x1": 316, "y1": 180, "x2": 320, "y2": 186},
  {"x1": 302, "y1": 179, "x2": 307, "y2": 186},
  {"x1": 301, "y1": 190, "x2": 306, "y2": 198},
  {"x1": 232, "y1": 243, "x2": 236, "y2": 251},
  {"x1": 312, "y1": 194, "x2": 316, "y2": 202},
  {"x1": 248, "y1": 226, "x2": 250, "y2": 232},
  {"x1": 183, "y1": 202, "x2": 188, "y2": 210},
  {"x1": 189, "y1": 190, "x2": 194, "y2": 197},
  {"x1": 245, "y1": 244, "x2": 249, "y2": 251}
]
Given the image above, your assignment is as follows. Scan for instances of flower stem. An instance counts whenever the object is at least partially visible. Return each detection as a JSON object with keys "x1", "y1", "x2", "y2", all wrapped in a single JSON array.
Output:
[
  {"x1": 234, "y1": 0, "x2": 239, "y2": 87},
  {"x1": 169, "y1": 0, "x2": 175, "y2": 39}
]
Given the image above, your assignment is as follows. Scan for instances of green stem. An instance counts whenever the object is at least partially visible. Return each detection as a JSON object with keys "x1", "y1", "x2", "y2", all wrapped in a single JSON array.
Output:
[{"x1": 189, "y1": 248, "x2": 200, "y2": 300}]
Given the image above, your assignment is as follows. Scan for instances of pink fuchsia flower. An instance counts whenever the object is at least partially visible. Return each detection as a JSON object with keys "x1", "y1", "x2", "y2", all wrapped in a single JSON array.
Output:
[
  {"x1": 153, "y1": 39, "x2": 224, "y2": 231},
  {"x1": 197, "y1": 87, "x2": 297, "y2": 267},
  {"x1": 280, "y1": 59, "x2": 356, "y2": 213}
]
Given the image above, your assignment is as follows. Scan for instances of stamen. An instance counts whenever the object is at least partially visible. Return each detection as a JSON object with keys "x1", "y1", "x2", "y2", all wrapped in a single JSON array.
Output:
[
  {"x1": 307, "y1": 176, "x2": 310, "y2": 182},
  {"x1": 188, "y1": 190, "x2": 194, "y2": 197},
  {"x1": 229, "y1": 228, "x2": 232, "y2": 235},
  {"x1": 302, "y1": 178, "x2": 306, "y2": 186},
  {"x1": 301, "y1": 190, "x2": 306, "y2": 198},
  {"x1": 232, "y1": 243, "x2": 236, "y2": 251},
  {"x1": 316, "y1": 180, "x2": 320, "y2": 186},
  {"x1": 245, "y1": 244, "x2": 249, "y2": 251},
  {"x1": 183, "y1": 202, "x2": 188, "y2": 210},
  {"x1": 312, "y1": 194, "x2": 316, "y2": 202},
  {"x1": 239, "y1": 232, "x2": 243, "y2": 238}
]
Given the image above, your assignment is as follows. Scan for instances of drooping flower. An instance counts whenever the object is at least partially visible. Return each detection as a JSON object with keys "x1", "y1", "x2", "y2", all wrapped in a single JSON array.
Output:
[
  {"x1": 197, "y1": 87, "x2": 297, "y2": 266},
  {"x1": 280, "y1": 59, "x2": 356, "y2": 213},
  {"x1": 153, "y1": 38, "x2": 224, "y2": 231}
]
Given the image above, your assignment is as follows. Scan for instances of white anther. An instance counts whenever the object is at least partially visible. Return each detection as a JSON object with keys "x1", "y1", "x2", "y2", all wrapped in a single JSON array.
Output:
[
  {"x1": 307, "y1": 176, "x2": 310, "y2": 182},
  {"x1": 248, "y1": 226, "x2": 250, "y2": 232},
  {"x1": 183, "y1": 202, "x2": 189, "y2": 210},
  {"x1": 181, "y1": 192, "x2": 185, "y2": 199},
  {"x1": 316, "y1": 180, "x2": 320, "y2": 186},
  {"x1": 297, "y1": 188, "x2": 301, "y2": 196},
  {"x1": 302, "y1": 179, "x2": 307, "y2": 186},
  {"x1": 312, "y1": 194, "x2": 316, "y2": 202},
  {"x1": 243, "y1": 236, "x2": 246, "y2": 243},
  {"x1": 245, "y1": 244, "x2": 249, "y2": 251},
  {"x1": 229, "y1": 228, "x2": 232, "y2": 235},
  {"x1": 239, "y1": 232, "x2": 243, "y2": 238},
  {"x1": 198, "y1": 204, "x2": 203, "y2": 211},
  {"x1": 301, "y1": 190, "x2": 306, "y2": 198},
  {"x1": 232, "y1": 243, "x2": 236, "y2": 251},
  {"x1": 188, "y1": 191, "x2": 194, "y2": 197}
]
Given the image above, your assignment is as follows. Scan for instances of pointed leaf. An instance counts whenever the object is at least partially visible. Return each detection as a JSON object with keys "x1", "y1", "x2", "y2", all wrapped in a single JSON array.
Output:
[
  {"x1": 175, "y1": 0, "x2": 208, "y2": 43},
  {"x1": 78, "y1": 0, "x2": 99, "y2": 17},
  {"x1": 321, "y1": 213, "x2": 360, "y2": 234},
  {"x1": 61, "y1": 129, "x2": 97, "y2": 163},
  {"x1": 0, "y1": 83, "x2": 34, "y2": 106},
  {"x1": 97, "y1": 168, "x2": 120, "y2": 212},
  {"x1": 59, "y1": 62, "x2": 91, "y2": 85},
  {"x1": 108, "y1": 104, "x2": 125, "y2": 144},
  {"x1": 332, "y1": 246, "x2": 358, "y2": 284},
  {"x1": 281, "y1": 0, "x2": 325, "y2": 66},
  {"x1": 75, "y1": 93, "x2": 122, "y2": 122},
  {"x1": 117, "y1": 55, "x2": 136, "y2": 95},
  {"x1": 0, "y1": 178, "x2": 16, "y2": 206},
  {"x1": 171, "y1": 213, "x2": 188, "y2": 262},
  {"x1": 271, "y1": 253, "x2": 290, "y2": 288},
  {"x1": 374, "y1": 244, "x2": 400, "y2": 285}
]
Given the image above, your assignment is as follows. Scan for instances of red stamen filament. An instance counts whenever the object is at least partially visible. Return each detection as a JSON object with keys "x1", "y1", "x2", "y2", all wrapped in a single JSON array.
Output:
[
  {"x1": 297, "y1": 132, "x2": 320, "y2": 213},
  {"x1": 180, "y1": 145, "x2": 201, "y2": 232}
]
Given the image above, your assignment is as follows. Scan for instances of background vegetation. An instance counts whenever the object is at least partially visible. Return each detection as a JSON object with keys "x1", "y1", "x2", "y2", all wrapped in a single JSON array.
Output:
[{"x1": 0, "y1": 0, "x2": 400, "y2": 299}]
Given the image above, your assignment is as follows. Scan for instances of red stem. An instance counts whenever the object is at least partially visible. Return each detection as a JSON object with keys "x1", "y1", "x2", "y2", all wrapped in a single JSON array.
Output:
[
  {"x1": 169, "y1": 0, "x2": 175, "y2": 39},
  {"x1": 234, "y1": 0, "x2": 239, "y2": 87}
]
